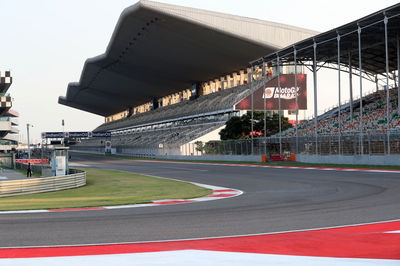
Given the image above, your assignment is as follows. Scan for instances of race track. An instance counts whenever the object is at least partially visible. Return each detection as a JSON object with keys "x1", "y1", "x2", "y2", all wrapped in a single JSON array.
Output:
[{"x1": 1, "y1": 154, "x2": 399, "y2": 247}]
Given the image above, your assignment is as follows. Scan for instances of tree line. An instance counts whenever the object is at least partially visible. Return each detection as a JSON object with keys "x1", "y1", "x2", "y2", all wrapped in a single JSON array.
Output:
[{"x1": 219, "y1": 112, "x2": 293, "y2": 140}]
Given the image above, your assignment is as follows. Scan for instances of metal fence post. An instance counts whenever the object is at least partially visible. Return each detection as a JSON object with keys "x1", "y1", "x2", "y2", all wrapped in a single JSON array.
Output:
[
  {"x1": 384, "y1": 15, "x2": 391, "y2": 155},
  {"x1": 294, "y1": 46, "x2": 299, "y2": 154},
  {"x1": 337, "y1": 33, "x2": 342, "y2": 155},
  {"x1": 277, "y1": 55, "x2": 282, "y2": 155},
  {"x1": 313, "y1": 41, "x2": 318, "y2": 155},
  {"x1": 358, "y1": 24, "x2": 364, "y2": 155},
  {"x1": 368, "y1": 131, "x2": 371, "y2": 155}
]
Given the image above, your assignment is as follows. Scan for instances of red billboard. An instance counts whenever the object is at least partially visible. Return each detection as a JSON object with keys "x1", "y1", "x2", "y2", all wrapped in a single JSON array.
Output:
[{"x1": 235, "y1": 74, "x2": 307, "y2": 111}]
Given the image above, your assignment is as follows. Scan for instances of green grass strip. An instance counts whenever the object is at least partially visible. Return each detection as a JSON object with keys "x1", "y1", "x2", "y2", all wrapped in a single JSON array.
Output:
[
  {"x1": 0, "y1": 168, "x2": 210, "y2": 211},
  {"x1": 71, "y1": 151, "x2": 400, "y2": 170}
]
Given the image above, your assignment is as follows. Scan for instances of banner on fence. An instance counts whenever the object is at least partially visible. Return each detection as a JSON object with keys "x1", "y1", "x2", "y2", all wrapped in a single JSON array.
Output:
[
  {"x1": 16, "y1": 159, "x2": 49, "y2": 164},
  {"x1": 42, "y1": 131, "x2": 111, "y2": 139}
]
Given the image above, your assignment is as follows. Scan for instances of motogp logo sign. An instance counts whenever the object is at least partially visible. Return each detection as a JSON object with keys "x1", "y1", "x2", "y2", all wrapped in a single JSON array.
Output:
[
  {"x1": 263, "y1": 87, "x2": 300, "y2": 99},
  {"x1": 235, "y1": 74, "x2": 307, "y2": 111}
]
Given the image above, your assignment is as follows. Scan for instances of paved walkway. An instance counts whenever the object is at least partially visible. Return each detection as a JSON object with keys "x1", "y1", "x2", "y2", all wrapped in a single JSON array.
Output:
[{"x1": 0, "y1": 169, "x2": 29, "y2": 181}]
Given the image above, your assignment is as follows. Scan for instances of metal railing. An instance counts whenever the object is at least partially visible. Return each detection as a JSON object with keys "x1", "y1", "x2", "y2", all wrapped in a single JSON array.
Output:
[
  {"x1": 70, "y1": 130, "x2": 400, "y2": 157},
  {"x1": 187, "y1": 131, "x2": 400, "y2": 156},
  {"x1": 0, "y1": 169, "x2": 86, "y2": 197}
]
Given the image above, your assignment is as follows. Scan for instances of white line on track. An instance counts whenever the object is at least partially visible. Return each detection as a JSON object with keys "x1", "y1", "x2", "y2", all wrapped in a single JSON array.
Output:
[{"x1": 385, "y1": 230, "x2": 400, "y2": 233}]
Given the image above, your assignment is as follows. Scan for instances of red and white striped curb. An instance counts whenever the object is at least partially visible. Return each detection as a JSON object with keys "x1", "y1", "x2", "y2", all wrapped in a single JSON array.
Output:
[
  {"x1": 136, "y1": 159, "x2": 400, "y2": 173},
  {"x1": 1, "y1": 220, "x2": 399, "y2": 265},
  {"x1": 0, "y1": 183, "x2": 242, "y2": 214}
]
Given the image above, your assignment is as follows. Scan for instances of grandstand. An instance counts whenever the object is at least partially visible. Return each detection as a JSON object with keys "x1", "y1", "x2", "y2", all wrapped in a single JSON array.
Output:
[
  {"x1": 244, "y1": 2, "x2": 400, "y2": 160},
  {"x1": 74, "y1": 77, "x2": 270, "y2": 155},
  {"x1": 61, "y1": 0, "x2": 316, "y2": 155},
  {"x1": 280, "y1": 87, "x2": 400, "y2": 137},
  {"x1": 62, "y1": 1, "x2": 400, "y2": 162}
]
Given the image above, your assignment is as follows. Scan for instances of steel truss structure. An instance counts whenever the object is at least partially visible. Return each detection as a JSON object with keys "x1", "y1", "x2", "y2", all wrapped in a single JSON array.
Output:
[{"x1": 249, "y1": 3, "x2": 400, "y2": 155}]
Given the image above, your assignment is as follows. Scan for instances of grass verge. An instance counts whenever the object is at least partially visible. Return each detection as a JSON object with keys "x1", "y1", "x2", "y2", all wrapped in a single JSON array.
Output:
[
  {"x1": 71, "y1": 151, "x2": 400, "y2": 170},
  {"x1": 0, "y1": 168, "x2": 211, "y2": 211}
]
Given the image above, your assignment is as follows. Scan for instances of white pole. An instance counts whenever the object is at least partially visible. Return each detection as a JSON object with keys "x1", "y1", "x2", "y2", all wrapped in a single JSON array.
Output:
[
  {"x1": 358, "y1": 25, "x2": 364, "y2": 155},
  {"x1": 337, "y1": 33, "x2": 342, "y2": 155},
  {"x1": 62, "y1": 119, "x2": 65, "y2": 146},
  {"x1": 27, "y1": 124, "x2": 32, "y2": 160},
  {"x1": 277, "y1": 55, "x2": 282, "y2": 155},
  {"x1": 384, "y1": 16, "x2": 390, "y2": 154},
  {"x1": 313, "y1": 41, "x2": 318, "y2": 154}
]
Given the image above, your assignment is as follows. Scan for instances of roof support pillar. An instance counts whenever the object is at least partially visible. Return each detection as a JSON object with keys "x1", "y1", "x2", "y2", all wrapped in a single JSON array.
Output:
[
  {"x1": 384, "y1": 15, "x2": 390, "y2": 154},
  {"x1": 250, "y1": 66, "x2": 254, "y2": 155},
  {"x1": 262, "y1": 62, "x2": 266, "y2": 77},
  {"x1": 397, "y1": 35, "x2": 400, "y2": 114},
  {"x1": 277, "y1": 54, "x2": 282, "y2": 155},
  {"x1": 337, "y1": 33, "x2": 342, "y2": 155},
  {"x1": 294, "y1": 46, "x2": 299, "y2": 154},
  {"x1": 348, "y1": 52, "x2": 354, "y2": 123},
  {"x1": 357, "y1": 25, "x2": 364, "y2": 155},
  {"x1": 313, "y1": 41, "x2": 318, "y2": 155},
  {"x1": 263, "y1": 61, "x2": 267, "y2": 155}
]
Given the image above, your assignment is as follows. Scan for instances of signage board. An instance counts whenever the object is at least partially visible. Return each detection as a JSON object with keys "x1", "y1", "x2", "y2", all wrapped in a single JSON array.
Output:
[
  {"x1": 235, "y1": 74, "x2": 307, "y2": 111},
  {"x1": 42, "y1": 131, "x2": 111, "y2": 139}
]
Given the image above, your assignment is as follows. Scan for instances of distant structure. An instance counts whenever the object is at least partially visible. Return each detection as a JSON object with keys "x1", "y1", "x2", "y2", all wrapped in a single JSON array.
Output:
[
  {"x1": 59, "y1": 0, "x2": 316, "y2": 155},
  {"x1": 0, "y1": 71, "x2": 19, "y2": 152}
]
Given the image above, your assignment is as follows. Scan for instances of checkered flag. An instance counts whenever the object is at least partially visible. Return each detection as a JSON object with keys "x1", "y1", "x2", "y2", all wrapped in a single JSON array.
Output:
[{"x1": 0, "y1": 71, "x2": 12, "y2": 84}]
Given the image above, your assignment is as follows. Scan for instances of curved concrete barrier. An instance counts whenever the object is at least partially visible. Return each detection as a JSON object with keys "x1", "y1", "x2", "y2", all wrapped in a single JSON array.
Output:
[{"x1": 0, "y1": 169, "x2": 86, "y2": 197}]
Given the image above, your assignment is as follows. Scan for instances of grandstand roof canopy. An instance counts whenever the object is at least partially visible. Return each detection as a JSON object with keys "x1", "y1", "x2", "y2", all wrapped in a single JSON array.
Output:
[
  {"x1": 59, "y1": 0, "x2": 316, "y2": 117},
  {"x1": 251, "y1": 3, "x2": 400, "y2": 76}
]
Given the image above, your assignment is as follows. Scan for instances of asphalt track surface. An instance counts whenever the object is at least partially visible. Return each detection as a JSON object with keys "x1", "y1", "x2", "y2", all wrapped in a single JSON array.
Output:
[{"x1": 0, "y1": 154, "x2": 399, "y2": 248}]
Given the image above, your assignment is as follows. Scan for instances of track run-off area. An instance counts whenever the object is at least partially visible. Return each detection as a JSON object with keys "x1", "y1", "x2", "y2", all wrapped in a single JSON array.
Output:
[{"x1": 0, "y1": 153, "x2": 399, "y2": 265}]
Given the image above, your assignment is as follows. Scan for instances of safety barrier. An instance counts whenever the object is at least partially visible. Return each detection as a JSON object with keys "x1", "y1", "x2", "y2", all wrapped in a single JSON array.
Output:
[{"x1": 0, "y1": 169, "x2": 86, "y2": 198}]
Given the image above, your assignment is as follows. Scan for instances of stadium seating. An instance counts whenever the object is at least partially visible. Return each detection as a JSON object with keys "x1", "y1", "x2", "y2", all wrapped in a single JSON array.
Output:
[
  {"x1": 74, "y1": 121, "x2": 225, "y2": 152},
  {"x1": 279, "y1": 87, "x2": 400, "y2": 137},
  {"x1": 93, "y1": 78, "x2": 265, "y2": 133},
  {"x1": 73, "y1": 76, "x2": 269, "y2": 153}
]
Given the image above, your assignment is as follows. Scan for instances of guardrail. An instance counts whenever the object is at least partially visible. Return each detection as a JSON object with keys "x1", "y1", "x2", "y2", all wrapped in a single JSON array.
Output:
[{"x1": 0, "y1": 169, "x2": 86, "y2": 197}]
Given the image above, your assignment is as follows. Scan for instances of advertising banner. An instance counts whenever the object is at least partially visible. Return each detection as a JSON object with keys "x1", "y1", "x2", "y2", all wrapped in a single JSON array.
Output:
[
  {"x1": 42, "y1": 132, "x2": 64, "y2": 139},
  {"x1": 42, "y1": 131, "x2": 111, "y2": 139},
  {"x1": 235, "y1": 74, "x2": 307, "y2": 111},
  {"x1": 105, "y1": 141, "x2": 112, "y2": 154},
  {"x1": 93, "y1": 132, "x2": 111, "y2": 138}
]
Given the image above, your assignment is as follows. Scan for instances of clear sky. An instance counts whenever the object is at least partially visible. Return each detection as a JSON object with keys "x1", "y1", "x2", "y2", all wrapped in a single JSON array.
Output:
[{"x1": 1, "y1": 0, "x2": 398, "y2": 143}]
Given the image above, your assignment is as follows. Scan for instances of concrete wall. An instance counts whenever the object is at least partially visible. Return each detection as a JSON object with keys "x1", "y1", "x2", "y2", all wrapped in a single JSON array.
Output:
[
  {"x1": 71, "y1": 147, "x2": 400, "y2": 166},
  {"x1": 296, "y1": 154, "x2": 400, "y2": 166},
  {"x1": 157, "y1": 154, "x2": 261, "y2": 162},
  {"x1": 71, "y1": 148, "x2": 261, "y2": 162}
]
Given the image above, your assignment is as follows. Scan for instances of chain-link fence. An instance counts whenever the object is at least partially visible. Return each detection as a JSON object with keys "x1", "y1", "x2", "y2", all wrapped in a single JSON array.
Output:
[
  {"x1": 177, "y1": 130, "x2": 400, "y2": 156},
  {"x1": 189, "y1": 130, "x2": 400, "y2": 156},
  {"x1": 70, "y1": 130, "x2": 400, "y2": 157}
]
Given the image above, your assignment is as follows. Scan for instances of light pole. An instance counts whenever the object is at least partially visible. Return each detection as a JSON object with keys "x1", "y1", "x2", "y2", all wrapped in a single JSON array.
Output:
[
  {"x1": 26, "y1": 123, "x2": 33, "y2": 160},
  {"x1": 62, "y1": 119, "x2": 65, "y2": 146}
]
